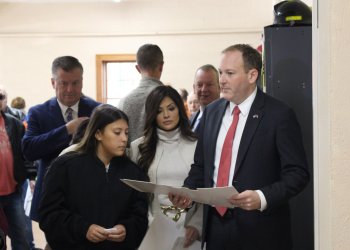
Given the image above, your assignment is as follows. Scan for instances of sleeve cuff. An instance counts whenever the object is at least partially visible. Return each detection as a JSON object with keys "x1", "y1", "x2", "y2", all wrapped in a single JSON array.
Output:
[{"x1": 256, "y1": 190, "x2": 267, "y2": 211}]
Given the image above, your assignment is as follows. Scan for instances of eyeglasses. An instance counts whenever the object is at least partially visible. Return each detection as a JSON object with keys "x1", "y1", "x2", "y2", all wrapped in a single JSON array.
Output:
[{"x1": 0, "y1": 94, "x2": 5, "y2": 101}]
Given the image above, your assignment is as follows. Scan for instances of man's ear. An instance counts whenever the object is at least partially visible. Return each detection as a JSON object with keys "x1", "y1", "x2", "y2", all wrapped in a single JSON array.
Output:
[
  {"x1": 248, "y1": 69, "x2": 259, "y2": 84},
  {"x1": 51, "y1": 78, "x2": 56, "y2": 89},
  {"x1": 135, "y1": 65, "x2": 142, "y2": 74},
  {"x1": 158, "y1": 61, "x2": 164, "y2": 73},
  {"x1": 193, "y1": 84, "x2": 197, "y2": 93}
]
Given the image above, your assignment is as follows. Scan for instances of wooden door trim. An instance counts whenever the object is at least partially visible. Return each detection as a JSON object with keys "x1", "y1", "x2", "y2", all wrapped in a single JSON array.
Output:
[{"x1": 96, "y1": 54, "x2": 136, "y2": 103}]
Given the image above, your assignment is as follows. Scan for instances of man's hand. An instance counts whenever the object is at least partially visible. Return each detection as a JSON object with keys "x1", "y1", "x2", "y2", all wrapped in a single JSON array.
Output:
[
  {"x1": 65, "y1": 117, "x2": 89, "y2": 135},
  {"x1": 168, "y1": 193, "x2": 193, "y2": 209},
  {"x1": 106, "y1": 224, "x2": 126, "y2": 242},
  {"x1": 29, "y1": 180, "x2": 36, "y2": 194},
  {"x1": 228, "y1": 190, "x2": 261, "y2": 211},
  {"x1": 86, "y1": 224, "x2": 108, "y2": 243},
  {"x1": 183, "y1": 226, "x2": 199, "y2": 247}
]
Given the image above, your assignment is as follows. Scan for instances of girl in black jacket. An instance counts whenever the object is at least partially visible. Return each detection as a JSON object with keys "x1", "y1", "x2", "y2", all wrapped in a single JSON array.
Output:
[{"x1": 39, "y1": 104, "x2": 148, "y2": 250}]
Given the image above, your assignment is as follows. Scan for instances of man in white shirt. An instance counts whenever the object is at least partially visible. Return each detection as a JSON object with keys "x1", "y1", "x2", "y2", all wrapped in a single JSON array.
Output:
[{"x1": 170, "y1": 44, "x2": 309, "y2": 250}]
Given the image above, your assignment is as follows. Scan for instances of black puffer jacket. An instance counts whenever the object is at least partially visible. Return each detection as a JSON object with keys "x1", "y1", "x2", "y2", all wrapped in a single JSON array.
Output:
[{"x1": 2, "y1": 111, "x2": 34, "y2": 185}]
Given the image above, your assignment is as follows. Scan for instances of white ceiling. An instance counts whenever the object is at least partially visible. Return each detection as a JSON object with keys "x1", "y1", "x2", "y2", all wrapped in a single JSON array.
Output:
[
  {"x1": 0, "y1": 0, "x2": 128, "y2": 2},
  {"x1": 0, "y1": 0, "x2": 313, "y2": 6}
]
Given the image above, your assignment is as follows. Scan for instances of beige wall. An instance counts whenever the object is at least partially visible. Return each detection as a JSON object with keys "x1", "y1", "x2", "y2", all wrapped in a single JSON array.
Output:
[
  {"x1": 0, "y1": 0, "x2": 273, "y2": 108},
  {"x1": 3, "y1": 0, "x2": 350, "y2": 249},
  {"x1": 315, "y1": 0, "x2": 350, "y2": 249}
]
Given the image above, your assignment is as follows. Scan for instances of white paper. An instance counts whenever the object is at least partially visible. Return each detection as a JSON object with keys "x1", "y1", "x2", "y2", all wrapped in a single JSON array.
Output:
[
  {"x1": 23, "y1": 181, "x2": 32, "y2": 217},
  {"x1": 196, "y1": 186, "x2": 238, "y2": 208},
  {"x1": 121, "y1": 179, "x2": 238, "y2": 208}
]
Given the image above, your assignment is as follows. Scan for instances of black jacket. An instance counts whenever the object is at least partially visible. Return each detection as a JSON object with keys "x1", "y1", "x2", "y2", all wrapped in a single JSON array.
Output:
[
  {"x1": 39, "y1": 152, "x2": 149, "y2": 250},
  {"x1": 2, "y1": 111, "x2": 34, "y2": 186},
  {"x1": 185, "y1": 89, "x2": 309, "y2": 250},
  {"x1": 4, "y1": 106, "x2": 25, "y2": 121}
]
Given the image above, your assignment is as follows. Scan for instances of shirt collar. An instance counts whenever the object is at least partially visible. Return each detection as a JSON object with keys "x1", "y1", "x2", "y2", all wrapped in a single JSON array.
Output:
[
  {"x1": 57, "y1": 99, "x2": 80, "y2": 114},
  {"x1": 228, "y1": 87, "x2": 257, "y2": 117}
]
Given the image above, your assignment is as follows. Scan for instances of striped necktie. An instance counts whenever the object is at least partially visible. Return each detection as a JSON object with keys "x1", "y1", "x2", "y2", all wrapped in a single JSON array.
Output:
[{"x1": 66, "y1": 107, "x2": 73, "y2": 122}]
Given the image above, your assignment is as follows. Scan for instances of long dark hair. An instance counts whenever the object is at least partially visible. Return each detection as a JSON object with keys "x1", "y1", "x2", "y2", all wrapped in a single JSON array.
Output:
[
  {"x1": 74, "y1": 104, "x2": 129, "y2": 154},
  {"x1": 138, "y1": 85, "x2": 196, "y2": 173}
]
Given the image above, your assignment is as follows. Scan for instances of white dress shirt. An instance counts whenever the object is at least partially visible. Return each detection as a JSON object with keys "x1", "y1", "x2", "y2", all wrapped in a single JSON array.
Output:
[
  {"x1": 192, "y1": 108, "x2": 203, "y2": 132},
  {"x1": 57, "y1": 100, "x2": 79, "y2": 122},
  {"x1": 212, "y1": 87, "x2": 267, "y2": 211}
]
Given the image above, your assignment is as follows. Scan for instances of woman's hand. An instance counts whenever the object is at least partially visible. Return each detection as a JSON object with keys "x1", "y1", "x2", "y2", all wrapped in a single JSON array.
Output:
[
  {"x1": 86, "y1": 224, "x2": 108, "y2": 243},
  {"x1": 168, "y1": 193, "x2": 193, "y2": 209},
  {"x1": 183, "y1": 226, "x2": 199, "y2": 247},
  {"x1": 107, "y1": 224, "x2": 126, "y2": 242}
]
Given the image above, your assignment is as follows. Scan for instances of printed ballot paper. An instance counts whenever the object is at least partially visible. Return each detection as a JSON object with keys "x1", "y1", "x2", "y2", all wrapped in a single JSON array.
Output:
[{"x1": 120, "y1": 179, "x2": 239, "y2": 208}]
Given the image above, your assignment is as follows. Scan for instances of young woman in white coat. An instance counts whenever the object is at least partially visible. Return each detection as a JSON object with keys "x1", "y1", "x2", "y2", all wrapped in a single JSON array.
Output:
[{"x1": 129, "y1": 85, "x2": 202, "y2": 250}]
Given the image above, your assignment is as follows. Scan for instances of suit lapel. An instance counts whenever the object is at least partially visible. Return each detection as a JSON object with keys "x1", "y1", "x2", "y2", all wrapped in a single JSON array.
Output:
[
  {"x1": 190, "y1": 111, "x2": 200, "y2": 128},
  {"x1": 207, "y1": 100, "x2": 228, "y2": 180},
  {"x1": 234, "y1": 89, "x2": 265, "y2": 176},
  {"x1": 49, "y1": 98, "x2": 65, "y2": 124},
  {"x1": 78, "y1": 98, "x2": 86, "y2": 117}
]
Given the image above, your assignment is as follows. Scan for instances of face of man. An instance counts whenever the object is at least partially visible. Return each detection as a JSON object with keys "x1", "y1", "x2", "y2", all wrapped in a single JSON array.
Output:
[
  {"x1": 218, "y1": 50, "x2": 258, "y2": 104},
  {"x1": 193, "y1": 69, "x2": 220, "y2": 107},
  {"x1": 51, "y1": 68, "x2": 83, "y2": 107},
  {"x1": 187, "y1": 92, "x2": 200, "y2": 114},
  {"x1": 0, "y1": 87, "x2": 7, "y2": 112}
]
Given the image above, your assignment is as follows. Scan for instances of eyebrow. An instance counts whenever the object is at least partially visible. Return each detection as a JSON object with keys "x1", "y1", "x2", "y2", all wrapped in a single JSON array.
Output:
[{"x1": 162, "y1": 102, "x2": 175, "y2": 109}]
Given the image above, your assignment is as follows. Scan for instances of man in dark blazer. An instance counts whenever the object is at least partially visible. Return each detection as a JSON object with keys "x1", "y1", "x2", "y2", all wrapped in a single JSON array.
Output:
[
  {"x1": 170, "y1": 44, "x2": 309, "y2": 250},
  {"x1": 22, "y1": 56, "x2": 100, "y2": 222},
  {"x1": 189, "y1": 64, "x2": 220, "y2": 132}
]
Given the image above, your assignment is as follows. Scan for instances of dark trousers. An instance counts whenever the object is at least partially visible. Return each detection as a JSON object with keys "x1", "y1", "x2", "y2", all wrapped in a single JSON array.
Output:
[
  {"x1": 0, "y1": 190, "x2": 30, "y2": 250},
  {"x1": 206, "y1": 207, "x2": 241, "y2": 250}
]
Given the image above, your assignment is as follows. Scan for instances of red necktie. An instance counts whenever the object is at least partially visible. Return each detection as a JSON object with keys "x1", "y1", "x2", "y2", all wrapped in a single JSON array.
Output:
[{"x1": 216, "y1": 106, "x2": 240, "y2": 216}]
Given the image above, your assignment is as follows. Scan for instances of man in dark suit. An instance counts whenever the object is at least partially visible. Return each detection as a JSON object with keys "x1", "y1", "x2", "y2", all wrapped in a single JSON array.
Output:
[
  {"x1": 189, "y1": 64, "x2": 220, "y2": 132},
  {"x1": 170, "y1": 44, "x2": 309, "y2": 250},
  {"x1": 22, "y1": 56, "x2": 100, "y2": 222}
]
